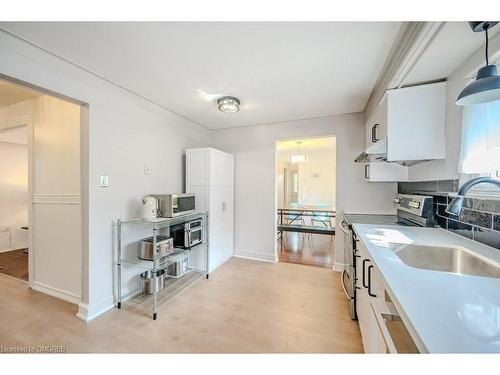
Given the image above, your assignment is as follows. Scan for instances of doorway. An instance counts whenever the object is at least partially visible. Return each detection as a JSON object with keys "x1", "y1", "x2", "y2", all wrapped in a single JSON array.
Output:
[
  {"x1": 0, "y1": 77, "x2": 83, "y2": 304},
  {"x1": 275, "y1": 137, "x2": 336, "y2": 268}
]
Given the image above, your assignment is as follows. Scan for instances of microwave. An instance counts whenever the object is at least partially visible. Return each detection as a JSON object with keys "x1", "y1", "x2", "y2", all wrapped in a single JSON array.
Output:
[
  {"x1": 152, "y1": 194, "x2": 196, "y2": 218},
  {"x1": 171, "y1": 218, "x2": 203, "y2": 249}
]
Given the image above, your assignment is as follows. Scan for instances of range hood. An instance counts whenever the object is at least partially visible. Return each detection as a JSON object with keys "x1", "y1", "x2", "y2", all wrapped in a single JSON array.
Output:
[
  {"x1": 354, "y1": 137, "x2": 431, "y2": 166},
  {"x1": 366, "y1": 138, "x2": 387, "y2": 155},
  {"x1": 354, "y1": 138, "x2": 387, "y2": 163}
]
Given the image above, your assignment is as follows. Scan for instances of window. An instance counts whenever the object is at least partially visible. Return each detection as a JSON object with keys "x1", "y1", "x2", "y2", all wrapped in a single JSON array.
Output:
[{"x1": 458, "y1": 98, "x2": 500, "y2": 196}]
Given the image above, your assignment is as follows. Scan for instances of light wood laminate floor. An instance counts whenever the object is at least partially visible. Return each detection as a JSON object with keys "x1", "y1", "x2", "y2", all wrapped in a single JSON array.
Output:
[
  {"x1": 279, "y1": 232, "x2": 335, "y2": 268},
  {"x1": 0, "y1": 257, "x2": 362, "y2": 353},
  {"x1": 0, "y1": 249, "x2": 28, "y2": 281}
]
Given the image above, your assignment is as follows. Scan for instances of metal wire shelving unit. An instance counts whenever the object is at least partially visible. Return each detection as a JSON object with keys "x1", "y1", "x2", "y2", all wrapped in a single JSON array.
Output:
[{"x1": 116, "y1": 212, "x2": 209, "y2": 320}]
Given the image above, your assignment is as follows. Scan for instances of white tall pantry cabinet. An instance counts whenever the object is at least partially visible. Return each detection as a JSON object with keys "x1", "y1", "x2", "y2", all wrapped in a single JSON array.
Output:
[{"x1": 186, "y1": 148, "x2": 234, "y2": 272}]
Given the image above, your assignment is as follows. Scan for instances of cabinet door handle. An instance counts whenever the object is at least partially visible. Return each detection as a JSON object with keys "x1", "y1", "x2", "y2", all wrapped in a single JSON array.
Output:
[
  {"x1": 371, "y1": 124, "x2": 379, "y2": 143},
  {"x1": 222, "y1": 202, "x2": 227, "y2": 211},
  {"x1": 364, "y1": 164, "x2": 370, "y2": 179},
  {"x1": 362, "y1": 259, "x2": 370, "y2": 288},
  {"x1": 368, "y1": 265, "x2": 377, "y2": 297}
]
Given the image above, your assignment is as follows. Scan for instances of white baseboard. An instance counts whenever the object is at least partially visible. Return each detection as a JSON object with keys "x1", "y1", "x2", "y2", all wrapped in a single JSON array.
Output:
[
  {"x1": 0, "y1": 246, "x2": 29, "y2": 254},
  {"x1": 233, "y1": 249, "x2": 277, "y2": 263},
  {"x1": 76, "y1": 301, "x2": 114, "y2": 322},
  {"x1": 333, "y1": 262, "x2": 347, "y2": 272},
  {"x1": 31, "y1": 281, "x2": 81, "y2": 305}
]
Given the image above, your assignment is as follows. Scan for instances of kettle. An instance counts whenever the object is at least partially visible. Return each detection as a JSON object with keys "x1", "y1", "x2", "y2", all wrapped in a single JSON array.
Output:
[{"x1": 141, "y1": 195, "x2": 158, "y2": 220}]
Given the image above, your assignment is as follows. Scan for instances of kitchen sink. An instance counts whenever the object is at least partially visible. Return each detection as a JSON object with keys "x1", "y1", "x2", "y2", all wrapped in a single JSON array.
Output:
[{"x1": 393, "y1": 244, "x2": 500, "y2": 279}]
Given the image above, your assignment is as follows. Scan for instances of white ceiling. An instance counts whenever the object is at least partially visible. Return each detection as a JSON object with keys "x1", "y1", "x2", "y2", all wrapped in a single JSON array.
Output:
[
  {"x1": 0, "y1": 79, "x2": 40, "y2": 108},
  {"x1": 0, "y1": 22, "x2": 402, "y2": 129},
  {"x1": 405, "y1": 22, "x2": 500, "y2": 85}
]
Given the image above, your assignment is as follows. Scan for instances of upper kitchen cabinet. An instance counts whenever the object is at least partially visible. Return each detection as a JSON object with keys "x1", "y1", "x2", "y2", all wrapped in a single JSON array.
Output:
[{"x1": 365, "y1": 82, "x2": 446, "y2": 163}]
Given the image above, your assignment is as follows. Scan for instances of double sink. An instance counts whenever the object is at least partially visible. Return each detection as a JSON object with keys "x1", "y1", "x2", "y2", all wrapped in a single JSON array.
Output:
[{"x1": 391, "y1": 244, "x2": 500, "y2": 279}]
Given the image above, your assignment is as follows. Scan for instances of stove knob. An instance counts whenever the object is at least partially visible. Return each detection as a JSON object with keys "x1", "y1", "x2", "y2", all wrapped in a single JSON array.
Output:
[
  {"x1": 392, "y1": 198, "x2": 401, "y2": 204},
  {"x1": 409, "y1": 201, "x2": 420, "y2": 209}
]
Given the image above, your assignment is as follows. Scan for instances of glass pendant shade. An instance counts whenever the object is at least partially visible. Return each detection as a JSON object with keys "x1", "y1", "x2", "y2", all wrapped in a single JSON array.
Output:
[{"x1": 290, "y1": 154, "x2": 307, "y2": 163}]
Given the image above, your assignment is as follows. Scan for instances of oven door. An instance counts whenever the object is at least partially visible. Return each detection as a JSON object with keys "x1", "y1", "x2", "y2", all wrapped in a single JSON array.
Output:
[
  {"x1": 340, "y1": 219, "x2": 356, "y2": 320},
  {"x1": 188, "y1": 219, "x2": 203, "y2": 247},
  {"x1": 189, "y1": 227, "x2": 203, "y2": 247}
]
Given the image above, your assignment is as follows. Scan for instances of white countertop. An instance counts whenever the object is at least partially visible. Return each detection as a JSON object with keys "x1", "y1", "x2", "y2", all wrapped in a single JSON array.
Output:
[{"x1": 352, "y1": 224, "x2": 500, "y2": 353}]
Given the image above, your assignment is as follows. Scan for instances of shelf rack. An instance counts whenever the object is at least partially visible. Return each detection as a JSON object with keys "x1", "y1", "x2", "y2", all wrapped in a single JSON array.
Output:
[{"x1": 116, "y1": 212, "x2": 209, "y2": 320}]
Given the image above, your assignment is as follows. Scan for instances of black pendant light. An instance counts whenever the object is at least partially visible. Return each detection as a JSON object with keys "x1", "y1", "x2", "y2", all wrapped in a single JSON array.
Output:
[{"x1": 456, "y1": 21, "x2": 500, "y2": 106}]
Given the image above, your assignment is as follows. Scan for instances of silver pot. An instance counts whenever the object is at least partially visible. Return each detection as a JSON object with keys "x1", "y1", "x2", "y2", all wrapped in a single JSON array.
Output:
[
  {"x1": 140, "y1": 269, "x2": 166, "y2": 295},
  {"x1": 138, "y1": 236, "x2": 174, "y2": 261}
]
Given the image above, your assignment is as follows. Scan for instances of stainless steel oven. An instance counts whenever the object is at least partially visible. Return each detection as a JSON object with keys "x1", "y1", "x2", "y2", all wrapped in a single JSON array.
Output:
[
  {"x1": 340, "y1": 219, "x2": 356, "y2": 320},
  {"x1": 172, "y1": 218, "x2": 203, "y2": 249}
]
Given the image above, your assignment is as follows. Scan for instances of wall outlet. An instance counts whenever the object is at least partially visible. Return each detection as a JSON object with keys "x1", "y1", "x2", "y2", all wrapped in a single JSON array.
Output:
[
  {"x1": 144, "y1": 165, "x2": 152, "y2": 175},
  {"x1": 100, "y1": 175, "x2": 109, "y2": 187}
]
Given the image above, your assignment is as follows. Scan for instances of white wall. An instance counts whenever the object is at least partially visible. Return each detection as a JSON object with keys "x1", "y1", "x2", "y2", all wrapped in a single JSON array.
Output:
[
  {"x1": 212, "y1": 114, "x2": 397, "y2": 266},
  {"x1": 0, "y1": 138, "x2": 28, "y2": 251},
  {"x1": 277, "y1": 146, "x2": 336, "y2": 209},
  {"x1": 408, "y1": 32, "x2": 500, "y2": 181},
  {"x1": 0, "y1": 31, "x2": 211, "y2": 320}
]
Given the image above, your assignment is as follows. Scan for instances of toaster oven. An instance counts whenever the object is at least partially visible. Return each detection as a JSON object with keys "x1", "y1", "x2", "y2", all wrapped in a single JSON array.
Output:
[{"x1": 171, "y1": 218, "x2": 203, "y2": 249}]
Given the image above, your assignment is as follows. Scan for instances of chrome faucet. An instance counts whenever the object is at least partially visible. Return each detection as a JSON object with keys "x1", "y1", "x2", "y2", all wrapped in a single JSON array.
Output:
[{"x1": 445, "y1": 177, "x2": 500, "y2": 215}]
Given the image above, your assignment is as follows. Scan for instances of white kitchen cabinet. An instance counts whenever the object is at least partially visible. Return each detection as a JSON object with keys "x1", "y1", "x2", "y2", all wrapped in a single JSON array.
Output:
[
  {"x1": 365, "y1": 95, "x2": 388, "y2": 149},
  {"x1": 365, "y1": 82, "x2": 446, "y2": 162},
  {"x1": 355, "y1": 239, "x2": 418, "y2": 354},
  {"x1": 355, "y1": 240, "x2": 389, "y2": 353},
  {"x1": 186, "y1": 147, "x2": 234, "y2": 273},
  {"x1": 364, "y1": 161, "x2": 408, "y2": 182}
]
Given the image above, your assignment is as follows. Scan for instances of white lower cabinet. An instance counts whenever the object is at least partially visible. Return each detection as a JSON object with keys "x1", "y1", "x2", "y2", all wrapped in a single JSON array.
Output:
[{"x1": 355, "y1": 241, "x2": 418, "y2": 353}]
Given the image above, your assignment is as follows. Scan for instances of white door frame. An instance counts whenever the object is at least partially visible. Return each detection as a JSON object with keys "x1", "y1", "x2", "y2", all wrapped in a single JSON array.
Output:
[
  {"x1": 0, "y1": 74, "x2": 89, "y2": 307},
  {"x1": 274, "y1": 134, "x2": 337, "y2": 263}
]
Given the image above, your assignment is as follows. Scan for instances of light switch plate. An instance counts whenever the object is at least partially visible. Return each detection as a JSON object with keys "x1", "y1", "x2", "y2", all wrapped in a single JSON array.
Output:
[
  {"x1": 100, "y1": 175, "x2": 109, "y2": 187},
  {"x1": 144, "y1": 165, "x2": 152, "y2": 175}
]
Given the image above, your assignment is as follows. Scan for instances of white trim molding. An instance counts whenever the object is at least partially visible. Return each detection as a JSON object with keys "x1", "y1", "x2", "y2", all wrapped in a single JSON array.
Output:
[
  {"x1": 76, "y1": 301, "x2": 114, "y2": 322},
  {"x1": 31, "y1": 281, "x2": 81, "y2": 305},
  {"x1": 333, "y1": 262, "x2": 347, "y2": 272},
  {"x1": 32, "y1": 194, "x2": 81, "y2": 204},
  {"x1": 0, "y1": 114, "x2": 32, "y2": 131},
  {"x1": 233, "y1": 250, "x2": 277, "y2": 263},
  {"x1": 365, "y1": 22, "x2": 446, "y2": 118}
]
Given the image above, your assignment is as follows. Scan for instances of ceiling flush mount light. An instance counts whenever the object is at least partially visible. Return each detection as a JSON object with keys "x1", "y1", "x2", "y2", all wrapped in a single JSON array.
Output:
[
  {"x1": 456, "y1": 21, "x2": 500, "y2": 106},
  {"x1": 291, "y1": 141, "x2": 307, "y2": 163},
  {"x1": 217, "y1": 96, "x2": 240, "y2": 113}
]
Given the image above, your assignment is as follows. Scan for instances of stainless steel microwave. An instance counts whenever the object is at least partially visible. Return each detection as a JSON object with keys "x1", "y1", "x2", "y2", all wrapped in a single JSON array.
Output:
[{"x1": 152, "y1": 194, "x2": 196, "y2": 218}]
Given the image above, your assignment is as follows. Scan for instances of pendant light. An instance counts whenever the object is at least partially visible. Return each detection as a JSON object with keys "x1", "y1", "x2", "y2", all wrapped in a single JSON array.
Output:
[
  {"x1": 456, "y1": 21, "x2": 500, "y2": 105},
  {"x1": 290, "y1": 141, "x2": 307, "y2": 163}
]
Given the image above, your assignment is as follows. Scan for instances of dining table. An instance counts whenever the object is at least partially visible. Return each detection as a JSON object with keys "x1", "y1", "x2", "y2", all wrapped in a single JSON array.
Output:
[
  {"x1": 277, "y1": 205, "x2": 336, "y2": 227},
  {"x1": 276, "y1": 205, "x2": 336, "y2": 252}
]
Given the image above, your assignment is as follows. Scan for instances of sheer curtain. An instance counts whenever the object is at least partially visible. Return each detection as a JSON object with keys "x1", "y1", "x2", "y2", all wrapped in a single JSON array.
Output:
[{"x1": 458, "y1": 100, "x2": 500, "y2": 174}]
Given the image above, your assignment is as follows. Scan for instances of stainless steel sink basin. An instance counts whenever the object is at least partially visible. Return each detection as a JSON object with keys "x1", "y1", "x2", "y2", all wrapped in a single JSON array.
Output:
[{"x1": 393, "y1": 244, "x2": 500, "y2": 279}]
